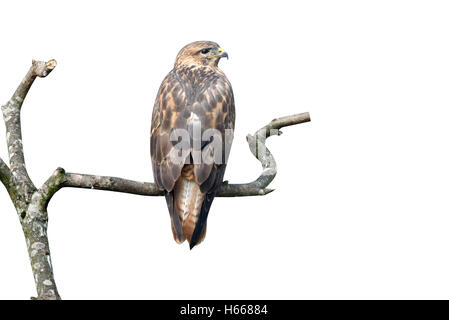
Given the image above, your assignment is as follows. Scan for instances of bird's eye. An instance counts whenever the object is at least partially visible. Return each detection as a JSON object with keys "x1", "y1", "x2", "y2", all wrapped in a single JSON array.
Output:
[{"x1": 201, "y1": 49, "x2": 210, "y2": 54}]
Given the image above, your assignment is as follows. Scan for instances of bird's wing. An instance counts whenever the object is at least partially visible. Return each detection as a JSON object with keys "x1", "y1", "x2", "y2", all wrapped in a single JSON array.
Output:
[
  {"x1": 150, "y1": 71, "x2": 187, "y2": 192},
  {"x1": 192, "y1": 71, "x2": 235, "y2": 193}
]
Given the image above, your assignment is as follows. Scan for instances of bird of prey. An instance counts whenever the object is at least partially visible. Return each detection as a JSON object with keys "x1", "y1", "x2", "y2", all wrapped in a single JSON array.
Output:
[{"x1": 150, "y1": 41, "x2": 235, "y2": 249}]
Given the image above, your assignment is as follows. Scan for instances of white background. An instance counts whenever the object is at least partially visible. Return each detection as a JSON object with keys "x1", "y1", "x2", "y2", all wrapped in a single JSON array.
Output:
[{"x1": 0, "y1": 0, "x2": 448, "y2": 299}]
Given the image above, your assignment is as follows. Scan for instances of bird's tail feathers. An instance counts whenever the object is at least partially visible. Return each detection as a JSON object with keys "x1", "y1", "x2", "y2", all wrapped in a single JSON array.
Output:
[{"x1": 172, "y1": 164, "x2": 216, "y2": 249}]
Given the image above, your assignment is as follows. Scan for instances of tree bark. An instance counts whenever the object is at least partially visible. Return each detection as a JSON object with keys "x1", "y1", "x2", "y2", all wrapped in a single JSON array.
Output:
[
  {"x1": 0, "y1": 59, "x2": 310, "y2": 299},
  {"x1": 1, "y1": 60, "x2": 60, "y2": 299}
]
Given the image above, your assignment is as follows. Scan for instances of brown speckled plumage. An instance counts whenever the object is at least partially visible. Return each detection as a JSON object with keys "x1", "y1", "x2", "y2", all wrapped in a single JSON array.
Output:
[{"x1": 150, "y1": 41, "x2": 235, "y2": 249}]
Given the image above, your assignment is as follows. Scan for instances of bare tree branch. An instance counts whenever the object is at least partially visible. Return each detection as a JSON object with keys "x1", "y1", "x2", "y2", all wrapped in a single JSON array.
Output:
[
  {"x1": 1, "y1": 60, "x2": 60, "y2": 300},
  {"x1": 0, "y1": 59, "x2": 310, "y2": 300},
  {"x1": 40, "y1": 168, "x2": 163, "y2": 206},
  {"x1": 1, "y1": 59, "x2": 57, "y2": 200},
  {"x1": 219, "y1": 113, "x2": 311, "y2": 196}
]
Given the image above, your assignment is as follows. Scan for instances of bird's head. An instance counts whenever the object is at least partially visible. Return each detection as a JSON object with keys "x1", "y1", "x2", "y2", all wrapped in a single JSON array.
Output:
[{"x1": 174, "y1": 41, "x2": 228, "y2": 68}]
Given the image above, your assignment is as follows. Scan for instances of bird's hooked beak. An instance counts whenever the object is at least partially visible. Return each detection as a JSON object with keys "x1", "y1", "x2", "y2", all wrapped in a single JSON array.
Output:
[{"x1": 218, "y1": 47, "x2": 229, "y2": 60}]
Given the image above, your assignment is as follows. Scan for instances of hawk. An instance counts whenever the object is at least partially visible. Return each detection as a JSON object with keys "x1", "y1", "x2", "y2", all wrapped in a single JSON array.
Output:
[{"x1": 150, "y1": 41, "x2": 235, "y2": 249}]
